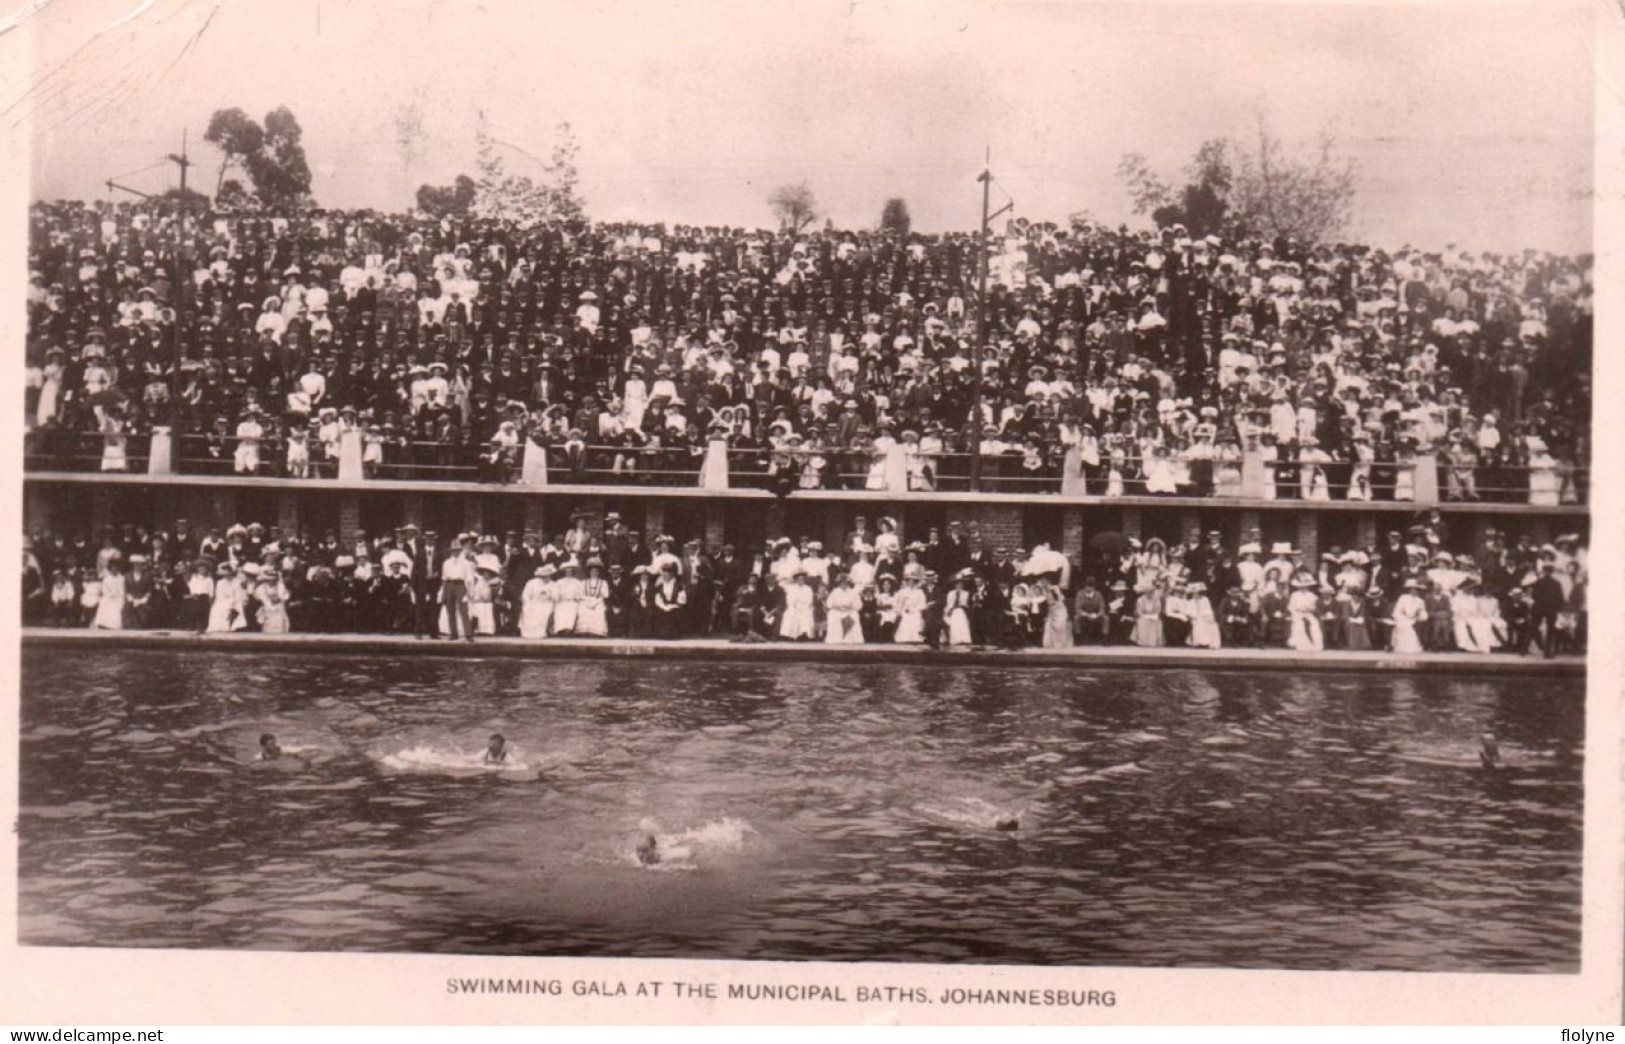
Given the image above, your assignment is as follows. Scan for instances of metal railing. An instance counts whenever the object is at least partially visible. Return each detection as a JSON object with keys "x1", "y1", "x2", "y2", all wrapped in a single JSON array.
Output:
[{"x1": 20, "y1": 427, "x2": 1591, "y2": 505}]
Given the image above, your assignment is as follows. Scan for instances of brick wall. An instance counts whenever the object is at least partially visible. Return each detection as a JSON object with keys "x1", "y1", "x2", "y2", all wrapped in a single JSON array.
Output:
[
  {"x1": 1061, "y1": 508, "x2": 1085, "y2": 565},
  {"x1": 705, "y1": 503, "x2": 727, "y2": 553},
  {"x1": 948, "y1": 504, "x2": 1023, "y2": 552},
  {"x1": 1120, "y1": 506, "x2": 1142, "y2": 540},
  {"x1": 1180, "y1": 510, "x2": 1203, "y2": 545},
  {"x1": 1296, "y1": 513, "x2": 1320, "y2": 565},
  {"x1": 339, "y1": 495, "x2": 364, "y2": 543},
  {"x1": 277, "y1": 492, "x2": 301, "y2": 538},
  {"x1": 522, "y1": 497, "x2": 546, "y2": 537}
]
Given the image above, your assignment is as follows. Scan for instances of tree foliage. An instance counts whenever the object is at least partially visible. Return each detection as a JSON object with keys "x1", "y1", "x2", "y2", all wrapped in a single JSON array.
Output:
[
  {"x1": 544, "y1": 122, "x2": 585, "y2": 223},
  {"x1": 880, "y1": 197, "x2": 911, "y2": 235},
  {"x1": 204, "y1": 108, "x2": 263, "y2": 196},
  {"x1": 768, "y1": 181, "x2": 819, "y2": 233},
  {"x1": 1117, "y1": 114, "x2": 1356, "y2": 244},
  {"x1": 471, "y1": 114, "x2": 587, "y2": 226},
  {"x1": 416, "y1": 174, "x2": 478, "y2": 218},
  {"x1": 204, "y1": 106, "x2": 313, "y2": 208}
]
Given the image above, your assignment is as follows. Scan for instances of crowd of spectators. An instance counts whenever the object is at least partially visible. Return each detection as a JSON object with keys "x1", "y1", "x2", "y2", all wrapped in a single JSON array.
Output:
[
  {"x1": 24, "y1": 199, "x2": 1592, "y2": 501},
  {"x1": 22, "y1": 512, "x2": 1586, "y2": 658}
]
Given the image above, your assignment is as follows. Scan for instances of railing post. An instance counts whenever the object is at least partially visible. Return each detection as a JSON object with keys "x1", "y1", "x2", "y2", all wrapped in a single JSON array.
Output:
[
  {"x1": 699, "y1": 437, "x2": 729, "y2": 490},
  {"x1": 520, "y1": 437, "x2": 549, "y2": 487},
  {"x1": 1240, "y1": 448, "x2": 1266, "y2": 499},
  {"x1": 1413, "y1": 453, "x2": 1439, "y2": 506},
  {"x1": 147, "y1": 426, "x2": 173, "y2": 475},
  {"x1": 338, "y1": 429, "x2": 365, "y2": 482}
]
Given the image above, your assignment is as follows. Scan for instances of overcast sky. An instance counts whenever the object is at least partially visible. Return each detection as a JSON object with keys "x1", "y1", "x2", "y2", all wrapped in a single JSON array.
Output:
[{"x1": 8, "y1": 0, "x2": 1597, "y2": 252}]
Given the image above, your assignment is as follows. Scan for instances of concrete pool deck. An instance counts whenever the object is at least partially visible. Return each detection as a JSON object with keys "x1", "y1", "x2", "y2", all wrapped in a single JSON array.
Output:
[{"x1": 20, "y1": 628, "x2": 1586, "y2": 677}]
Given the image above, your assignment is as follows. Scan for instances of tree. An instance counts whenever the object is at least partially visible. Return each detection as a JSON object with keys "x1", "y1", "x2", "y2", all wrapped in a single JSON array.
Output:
[
  {"x1": 216, "y1": 178, "x2": 251, "y2": 210},
  {"x1": 204, "y1": 107, "x2": 263, "y2": 196},
  {"x1": 768, "y1": 181, "x2": 819, "y2": 233},
  {"x1": 204, "y1": 105, "x2": 313, "y2": 208},
  {"x1": 416, "y1": 174, "x2": 477, "y2": 218},
  {"x1": 880, "y1": 197, "x2": 911, "y2": 235},
  {"x1": 471, "y1": 113, "x2": 584, "y2": 225},
  {"x1": 1117, "y1": 138, "x2": 1230, "y2": 238},
  {"x1": 1116, "y1": 114, "x2": 1356, "y2": 244},
  {"x1": 544, "y1": 121, "x2": 585, "y2": 223},
  {"x1": 161, "y1": 185, "x2": 210, "y2": 209},
  {"x1": 1227, "y1": 112, "x2": 1356, "y2": 245},
  {"x1": 249, "y1": 106, "x2": 313, "y2": 208}
]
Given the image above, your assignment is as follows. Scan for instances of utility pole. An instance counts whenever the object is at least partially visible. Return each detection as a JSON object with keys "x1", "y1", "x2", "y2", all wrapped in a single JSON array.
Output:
[
  {"x1": 165, "y1": 130, "x2": 192, "y2": 430},
  {"x1": 972, "y1": 148, "x2": 1012, "y2": 493}
]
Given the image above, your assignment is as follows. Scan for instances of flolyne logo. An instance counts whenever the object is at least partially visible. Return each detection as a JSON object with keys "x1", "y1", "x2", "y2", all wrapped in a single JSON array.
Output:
[{"x1": 1561, "y1": 1032, "x2": 1616, "y2": 1043}]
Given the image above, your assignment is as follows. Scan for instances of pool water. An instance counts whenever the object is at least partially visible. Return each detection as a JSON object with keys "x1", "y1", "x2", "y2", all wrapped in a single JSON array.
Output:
[{"x1": 17, "y1": 650, "x2": 1584, "y2": 970}]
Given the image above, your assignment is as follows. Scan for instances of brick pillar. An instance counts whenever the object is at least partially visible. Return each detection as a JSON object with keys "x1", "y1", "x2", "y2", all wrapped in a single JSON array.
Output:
[
  {"x1": 642, "y1": 500, "x2": 666, "y2": 541},
  {"x1": 764, "y1": 500, "x2": 787, "y2": 541},
  {"x1": 824, "y1": 504, "x2": 846, "y2": 553},
  {"x1": 579, "y1": 497, "x2": 607, "y2": 541},
  {"x1": 215, "y1": 488, "x2": 238, "y2": 531},
  {"x1": 1527, "y1": 515, "x2": 1553, "y2": 546},
  {"x1": 705, "y1": 502, "x2": 727, "y2": 553},
  {"x1": 1061, "y1": 508, "x2": 1086, "y2": 566},
  {"x1": 403, "y1": 493, "x2": 426, "y2": 528},
  {"x1": 1239, "y1": 508, "x2": 1261, "y2": 547},
  {"x1": 277, "y1": 492, "x2": 302, "y2": 540},
  {"x1": 1297, "y1": 512, "x2": 1320, "y2": 565},
  {"x1": 90, "y1": 487, "x2": 115, "y2": 535},
  {"x1": 1120, "y1": 506, "x2": 1143, "y2": 541},
  {"x1": 976, "y1": 505, "x2": 1024, "y2": 551},
  {"x1": 1180, "y1": 510, "x2": 1202, "y2": 546},
  {"x1": 522, "y1": 496, "x2": 545, "y2": 537},
  {"x1": 340, "y1": 494, "x2": 364, "y2": 543},
  {"x1": 24, "y1": 484, "x2": 52, "y2": 532},
  {"x1": 461, "y1": 497, "x2": 484, "y2": 538},
  {"x1": 1356, "y1": 514, "x2": 1378, "y2": 550}
]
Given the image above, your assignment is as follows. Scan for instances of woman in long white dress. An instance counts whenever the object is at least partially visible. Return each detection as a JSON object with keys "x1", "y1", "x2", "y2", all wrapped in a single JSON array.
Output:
[
  {"x1": 1527, "y1": 438, "x2": 1560, "y2": 506},
  {"x1": 1390, "y1": 581, "x2": 1429, "y2": 654},
  {"x1": 206, "y1": 564, "x2": 245, "y2": 632},
  {"x1": 1451, "y1": 585, "x2": 1483, "y2": 652},
  {"x1": 93, "y1": 560, "x2": 127, "y2": 630},
  {"x1": 893, "y1": 578, "x2": 927, "y2": 643},
  {"x1": 518, "y1": 565, "x2": 557, "y2": 638},
  {"x1": 552, "y1": 561, "x2": 584, "y2": 635},
  {"x1": 576, "y1": 560, "x2": 610, "y2": 637},
  {"x1": 779, "y1": 574, "x2": 816, "y2": 640},
  {"x1": 823, "y1": 577, "x2": 863, "y2": 644},
  {"x1": 943, "y1": 576, "x2": 975, "y2": 646},
  {"x1": 1187, "y1": 582, "x2": 1222, "y2": 648},
  {"x1": 1287, "y1": 575, "x2": 1323, "y2": 651},
  {"x1": 697, "y1": 431, "x2": 731, "y2": 491},
  {"x1": 100, "y1": 411, "x2": 128, "y2": 473},
  {"x1": 468, "y1": 567, "x2": 498, "y2": 635},
  {"x1": 257, "y1": 574, "x2": 290, "y2": 634},
  {"x1": 1143, "y1": 440, "x2": 1178, "y2": 494}
]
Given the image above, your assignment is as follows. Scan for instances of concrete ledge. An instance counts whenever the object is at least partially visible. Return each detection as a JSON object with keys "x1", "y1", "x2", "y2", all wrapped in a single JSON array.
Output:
[
  {"x1": 20, "y1": 470, "x2": 1591, "y2": 515},
  {"x1": 20, "y1": 629, "x2": 1586, "y2": 678}
]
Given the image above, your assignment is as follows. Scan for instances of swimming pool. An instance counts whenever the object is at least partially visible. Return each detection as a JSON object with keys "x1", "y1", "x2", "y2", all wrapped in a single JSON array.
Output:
[{"x1": 16, "y1": 649, "x2": 1584, "y2": 970}]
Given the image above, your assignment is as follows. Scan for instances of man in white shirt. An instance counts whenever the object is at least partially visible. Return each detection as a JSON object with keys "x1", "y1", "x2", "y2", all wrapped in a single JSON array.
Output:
[{"x1": 439, "y1": 538, "x2": 476, "y2": 642}]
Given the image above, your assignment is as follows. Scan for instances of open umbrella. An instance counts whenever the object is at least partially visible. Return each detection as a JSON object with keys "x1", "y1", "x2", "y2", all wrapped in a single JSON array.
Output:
[{"x1": 1088, "y1": 531, "x2": 1128, "y2": 555}]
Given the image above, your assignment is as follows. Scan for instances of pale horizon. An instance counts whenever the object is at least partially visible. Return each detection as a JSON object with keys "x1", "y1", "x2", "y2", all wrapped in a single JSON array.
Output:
[{"x1": 10, "y1": 0, "x2": 1596, "y2": 255}]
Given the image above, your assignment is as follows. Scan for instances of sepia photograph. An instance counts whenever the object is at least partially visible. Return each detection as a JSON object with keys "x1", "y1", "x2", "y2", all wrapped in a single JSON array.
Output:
[{"x1": 3, "y1": 0, "x2": 1621, "y2": 1025}]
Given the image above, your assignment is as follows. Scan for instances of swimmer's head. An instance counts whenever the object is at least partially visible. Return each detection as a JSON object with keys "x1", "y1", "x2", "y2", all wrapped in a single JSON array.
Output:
[
  {"x1": 636, "y1": 834, "x2": 660, "y2": 865},
  {"x1": 258, "y1": 733, "x2": 281, "y2": 760},
  {"x1": 486, "y1": 733, "x2": 507, "y2": 760},
  {"x1": 994, "y1": 816, "x2": 1020, "y2": 832}
]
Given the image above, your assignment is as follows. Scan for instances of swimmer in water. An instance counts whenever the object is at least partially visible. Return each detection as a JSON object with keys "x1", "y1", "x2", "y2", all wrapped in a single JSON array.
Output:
[
  {"x1": 1479, "y1": 732, "x2": 1501, "y2": 770},
  {"x1": 484, "y1": 733, "x2": 508, "y2": 764},
  {"x1": 994, "y1": 816, "x2": 1020, "y2": 832},
  {"x1": 258, "y1": 733, "x2": 282, "y2": 761},
  {"x1": 635, "y1": 834, "x2": 660, "y2": 866}
]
